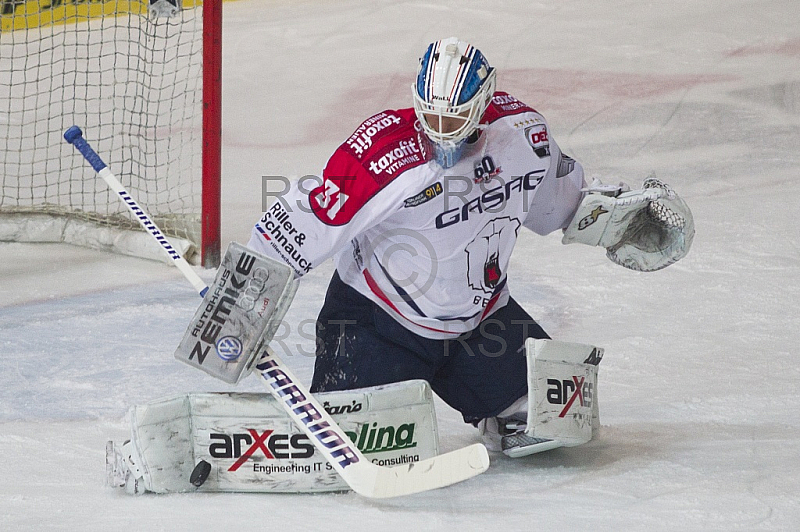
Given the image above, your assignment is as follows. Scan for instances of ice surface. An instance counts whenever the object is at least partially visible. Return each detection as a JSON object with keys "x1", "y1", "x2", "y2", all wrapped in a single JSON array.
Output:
[{"x1": 1, "y1": 0, "x2": 799, "y2": 529}]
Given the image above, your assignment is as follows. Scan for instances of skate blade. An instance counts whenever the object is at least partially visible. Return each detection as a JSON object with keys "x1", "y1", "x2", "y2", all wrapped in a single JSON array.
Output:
[{"x1": 501, "y1": 433, "x2": 563, "y2": 458}]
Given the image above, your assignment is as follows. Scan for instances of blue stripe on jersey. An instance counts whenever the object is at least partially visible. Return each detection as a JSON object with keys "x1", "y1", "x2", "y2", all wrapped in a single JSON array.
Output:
[
  {"x1": 375, "y1": 257, "x2": 428, "y2": 318},
  {"x1": 375, "y1": 256, "x2": 508, "y2": 323}
]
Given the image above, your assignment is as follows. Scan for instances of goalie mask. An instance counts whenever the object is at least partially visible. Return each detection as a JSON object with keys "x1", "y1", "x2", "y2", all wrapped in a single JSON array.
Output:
[{"x1": 412, "y1": 37, "x2": 497, "y2": 168}]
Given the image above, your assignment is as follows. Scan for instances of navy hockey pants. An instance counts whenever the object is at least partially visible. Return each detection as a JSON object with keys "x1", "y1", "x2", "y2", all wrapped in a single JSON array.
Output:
[{"x1": 309, "y1": 271, "x2": 549, "y2": 423}]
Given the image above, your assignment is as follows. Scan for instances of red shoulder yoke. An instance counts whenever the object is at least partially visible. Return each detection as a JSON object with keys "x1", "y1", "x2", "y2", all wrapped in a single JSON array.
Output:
[
  {"x1": 482, "y1": 91, "x2": 538, "y2": 124},
  {"x1": 309, "y1": 108, "x2": 432, "y2": 226}
]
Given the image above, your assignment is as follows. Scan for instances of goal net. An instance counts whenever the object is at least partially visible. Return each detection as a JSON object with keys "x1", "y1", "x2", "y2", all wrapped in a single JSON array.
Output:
[{"x1": 0, "y1": 0, "x2": 220, "y2": 265}]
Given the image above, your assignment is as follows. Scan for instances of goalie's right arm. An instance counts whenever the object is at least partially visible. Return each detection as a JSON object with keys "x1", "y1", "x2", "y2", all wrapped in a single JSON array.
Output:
[{"x1": 562, "y1": 177, "x2": 695, "y2": 272}]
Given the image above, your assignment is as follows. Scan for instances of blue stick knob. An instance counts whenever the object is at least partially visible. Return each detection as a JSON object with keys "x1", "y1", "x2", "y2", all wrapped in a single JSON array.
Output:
[{"x1": 64, "y1": 126, "x2": 108, "y2": 172}]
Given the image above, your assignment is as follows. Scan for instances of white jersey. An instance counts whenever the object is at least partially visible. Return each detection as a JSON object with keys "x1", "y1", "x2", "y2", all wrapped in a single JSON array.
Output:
[{"x1": 248, "y1": 92, "x2": 586, "y2": 339}]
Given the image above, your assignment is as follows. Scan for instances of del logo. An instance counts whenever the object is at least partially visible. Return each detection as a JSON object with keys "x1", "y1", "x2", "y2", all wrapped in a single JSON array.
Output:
[
  {"x1": 547, "y1": 377, "x2": 594, "y2": 417},
  {"x1": 344, "y1": 422, "x2": 417, "y2": 454},
  {"x1": 209, "y1": 430, "x2": 314, "y2": 472},
  {"x1": 525, "y1": 124, "x2": 550, "y2": 158}
]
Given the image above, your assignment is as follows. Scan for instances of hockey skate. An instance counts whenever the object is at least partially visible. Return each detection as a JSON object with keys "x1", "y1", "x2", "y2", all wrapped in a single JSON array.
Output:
[
  {"x1": 501, "y1": 431, "x2": 562, "y2": 458},
  {"x1": 479, "y1": 414, "x2": 562, "y2": 458}
]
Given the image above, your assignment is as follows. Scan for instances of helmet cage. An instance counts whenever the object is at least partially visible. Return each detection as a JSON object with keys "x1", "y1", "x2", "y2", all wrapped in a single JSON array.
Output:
[{"x1": 412, "y1": 39, "x2": 497, "y2": 146}]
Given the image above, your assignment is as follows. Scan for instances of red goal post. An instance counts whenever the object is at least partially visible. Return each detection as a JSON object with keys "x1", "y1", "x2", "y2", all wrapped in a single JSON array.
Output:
[
  {"x1": 202, "y1": 0, "x2": 221, "y2": 268},
  {"x1": 0, "y1": 0, "x2": 223, "y2": 267}
]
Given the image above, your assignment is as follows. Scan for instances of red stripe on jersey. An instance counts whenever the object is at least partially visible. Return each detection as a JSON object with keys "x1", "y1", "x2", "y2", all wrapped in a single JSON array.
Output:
[
  {"x1": 256, "y1": 224, "x2": 271, "y2": 240},
  {"x1": 362, "y1": 269, "x2": 458, "y2": 336},
  {"x1": 479, "y1": 290, "x2": 503, "y2": 320}
]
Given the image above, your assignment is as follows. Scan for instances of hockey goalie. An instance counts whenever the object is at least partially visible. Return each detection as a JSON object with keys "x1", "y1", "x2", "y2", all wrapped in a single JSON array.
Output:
[{"x1": 106, "y1": 36, "x2": 693, "y2": 495}]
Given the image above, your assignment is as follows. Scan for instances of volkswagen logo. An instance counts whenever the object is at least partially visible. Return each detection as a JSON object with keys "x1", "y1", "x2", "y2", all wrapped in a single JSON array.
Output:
[{"x1": 216, "y1": 336, "x2": 243, "y2": 362}]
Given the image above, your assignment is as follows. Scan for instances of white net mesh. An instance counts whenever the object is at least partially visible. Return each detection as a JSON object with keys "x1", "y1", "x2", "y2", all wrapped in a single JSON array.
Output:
[{"x1": 0, "y1": 0, "x2": 203, "y2": 256}]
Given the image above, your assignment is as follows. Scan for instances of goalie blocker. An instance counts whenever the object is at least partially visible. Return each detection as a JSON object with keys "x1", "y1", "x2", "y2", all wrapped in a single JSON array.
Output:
[{"x1": 175, "y1": 242, "x2": 296, "y2": 383}]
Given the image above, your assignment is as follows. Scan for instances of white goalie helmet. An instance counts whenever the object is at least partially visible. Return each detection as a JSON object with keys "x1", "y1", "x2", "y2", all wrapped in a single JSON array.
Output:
[{"x1": 413, "y1": 37, "x2": 497, "y2": 168}]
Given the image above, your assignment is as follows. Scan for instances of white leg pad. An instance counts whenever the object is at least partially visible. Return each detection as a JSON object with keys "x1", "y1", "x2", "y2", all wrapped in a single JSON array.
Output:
[
  {"x1": 115, "y1": 379, "x2": 440, "y2": 494},
  {"x1": 525, "y1": 338, "x2": 603, "y2": 447}
]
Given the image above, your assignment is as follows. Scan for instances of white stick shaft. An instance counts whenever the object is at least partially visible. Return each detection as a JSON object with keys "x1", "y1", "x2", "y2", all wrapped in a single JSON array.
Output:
[
  {"x1": 256, "y1": 346, "x2": 489, "y2": 498},
  {"x1": 96, "y1": 168, "x2": 208, "y2": 296},
  {"x1": 63, "y1": 126, "x2": 207, "y2": 296}
]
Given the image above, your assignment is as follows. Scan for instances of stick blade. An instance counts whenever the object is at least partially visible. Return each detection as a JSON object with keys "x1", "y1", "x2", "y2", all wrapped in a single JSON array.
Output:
[{"x1": 346, "y1": 443, "x2": 490, "y2": 499}]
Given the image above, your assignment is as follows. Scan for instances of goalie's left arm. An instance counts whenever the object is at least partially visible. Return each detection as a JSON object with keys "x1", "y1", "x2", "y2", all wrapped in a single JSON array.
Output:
[{"x1": 562, "y1": 177, "x2": 695, "y2": 271}]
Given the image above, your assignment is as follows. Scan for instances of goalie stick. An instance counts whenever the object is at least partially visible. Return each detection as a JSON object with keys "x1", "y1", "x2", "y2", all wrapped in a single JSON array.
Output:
[
  {"x1": 63, "y1": 126, "x2": 208, "y2": 297},
  {"x1": 64, "y1": 126, "x2": 490, "y2": 498}
]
